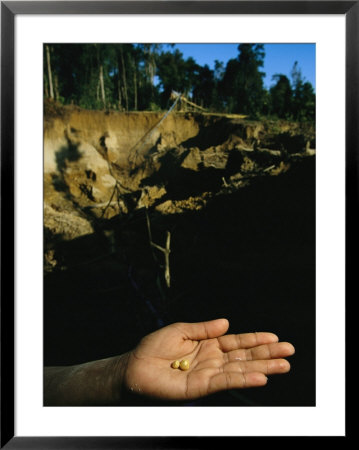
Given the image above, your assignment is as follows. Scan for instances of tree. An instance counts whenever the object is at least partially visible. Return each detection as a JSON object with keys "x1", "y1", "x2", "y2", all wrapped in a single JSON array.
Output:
[
  {"x1": 156, "y1": 49, "x2": 199, "y2": 108},
  {"x1": 269, "y1": 74, "x2": 292, "y2": 118},
  {"x1": 95, "y1": 45, "x2": 107, "y2": 109},
  {"x1": 43, "y1": 43, "x2": 315, "y2": 122},
  {"x1": 290, "y1": 61, "x2": 315, "y2": 121},
  {"x1": 45, "y1": 45, "x2": 54, "y2": 100},
  {"x1": 139, "y1": 44, "x2": 163, "y2": 103},
  {"x1": 220, "y1": 44, "x2": 266, "y2": 116},
  {"x1": 293, "y1": 81, "x2": 315, "y2": 121},
  {"x1": 192, "y1": 64, "x2": 216, "y2": 109},
  {"x1": 118, "y1": 45, "x2": 129, "y2": 111}
]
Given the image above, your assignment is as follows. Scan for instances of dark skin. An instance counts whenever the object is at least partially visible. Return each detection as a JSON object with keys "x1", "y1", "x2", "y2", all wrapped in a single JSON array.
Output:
[{"x1": 44, "y1": 318, "x2": 295, "y2": 406}]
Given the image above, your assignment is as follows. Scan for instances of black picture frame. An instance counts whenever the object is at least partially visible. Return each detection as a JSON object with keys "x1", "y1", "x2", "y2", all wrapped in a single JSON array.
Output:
[{"x1": 1, "y1": 1, "x2": 354, "y2": 447}]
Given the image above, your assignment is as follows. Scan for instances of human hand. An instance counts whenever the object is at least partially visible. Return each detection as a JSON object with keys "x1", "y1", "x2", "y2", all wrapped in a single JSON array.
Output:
[{"x1": 123, "y1": 318, "x2": 295, "y2": 401}]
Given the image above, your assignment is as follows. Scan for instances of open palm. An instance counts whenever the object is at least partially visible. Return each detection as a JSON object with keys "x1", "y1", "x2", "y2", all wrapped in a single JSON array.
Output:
[{"x1": 124, "y1": 319, "x2": 295, "y2": 401}]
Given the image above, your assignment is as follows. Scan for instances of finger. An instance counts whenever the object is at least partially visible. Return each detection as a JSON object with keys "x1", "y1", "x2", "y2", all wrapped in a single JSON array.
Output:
[
  {"x1": 208, "y1": 371, "x2": 268, "y2": 394},
  {"x1": 218, "y1": 332, "x2": 279, "y2": 352},
  {"x1": 226, "y1": 342, "x2": 295, "y2": 361},
  {"x1": 179, "y1": 318, "x2": 229, "y2": 341},
  {"x1": 223, "y1": 359, "x2": 291, "y2": 375}
]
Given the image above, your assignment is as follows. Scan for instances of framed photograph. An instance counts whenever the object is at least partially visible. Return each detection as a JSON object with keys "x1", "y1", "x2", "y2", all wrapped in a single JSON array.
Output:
[{"x1": 1, "y1": 1, "x2": 353, "y2": 446}]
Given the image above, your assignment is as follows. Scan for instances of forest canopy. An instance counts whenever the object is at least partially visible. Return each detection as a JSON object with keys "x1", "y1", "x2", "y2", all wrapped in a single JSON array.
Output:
[{"x1": 44, "y1": 43, "x2": 315, "y2": 122}]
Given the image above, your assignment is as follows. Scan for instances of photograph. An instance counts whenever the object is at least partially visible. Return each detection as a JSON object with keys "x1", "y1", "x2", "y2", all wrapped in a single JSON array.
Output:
[
  {"x1": 2, "y1": 0, "x2": 352, "y2": 445},
  {"x1": 43, "y1": 42, "x2": 316, "y2": 407}
]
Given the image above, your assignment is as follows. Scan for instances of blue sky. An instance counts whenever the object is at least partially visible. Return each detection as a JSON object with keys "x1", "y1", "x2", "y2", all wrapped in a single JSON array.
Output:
[{"x1": 172, "y1": 43, "x2": 316, "y2": 91}]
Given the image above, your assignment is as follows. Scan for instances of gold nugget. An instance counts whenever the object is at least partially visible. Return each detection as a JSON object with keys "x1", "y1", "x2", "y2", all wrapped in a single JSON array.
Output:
[
  {"x1": 171, "y1": 360, "x2": 180, "y2": 369},
  {"x1": 179, "y1": 359, "x2": 190, "y2": 371}
]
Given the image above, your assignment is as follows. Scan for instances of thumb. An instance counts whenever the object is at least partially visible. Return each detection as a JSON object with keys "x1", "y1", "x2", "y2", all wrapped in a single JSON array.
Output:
[{"x1": 179, "y1": 318, "x2": 229, "y2": 341}]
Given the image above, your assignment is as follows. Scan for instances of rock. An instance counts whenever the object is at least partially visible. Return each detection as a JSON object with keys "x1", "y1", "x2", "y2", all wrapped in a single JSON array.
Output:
[
  {"x1": 229, "y1": 172, "x2": 243, "y2": 182},
  {"x1": 269, "y1": 161, "x2": 291, "y2": 176},
  {"x1": 241, "y1": 156, "x2": 257, "y2": 173},
  {"x1": 100, "y1": 173, "x2": 117, "y2": 189},
  {"x1": 180, "y1": 147, "x2": 201, "y2": 171},
  {"x1": 155, "y1": 194, "x2": 211, "y2": 215},
  {"x1": 155, "y1": 200, "x2": 178, "y2": 214},
  {"x1": 180, "y1": 146, "x2": 229, "y2": 171},
  {"x1": 137, "y1": 185, "x2": 167, "y2": 208},
  {"x1": 44, "y1": 203, "x2": 93, "y2": 241}
]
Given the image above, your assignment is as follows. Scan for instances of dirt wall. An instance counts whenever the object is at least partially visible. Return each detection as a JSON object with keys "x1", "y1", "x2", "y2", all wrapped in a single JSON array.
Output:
[{"x1": 44, "y1": 102, "x2": 315, "y2": 247}]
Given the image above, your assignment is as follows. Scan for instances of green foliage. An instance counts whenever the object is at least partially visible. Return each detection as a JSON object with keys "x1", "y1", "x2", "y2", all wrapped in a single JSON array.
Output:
[
  {"x1": 155, "y1": 49, "x2": 200, "y2": 108},
  {"x1": 219, "y1": 44, "x2": 266, "y2": 117},
  {"x1": 43, "y1": 44, "x2": 315, "y2": 124},
  {"x1": 149, "y1": 102, "x2": 161, "y2": 111},
  {"x1": 270, "y1": 74, "x2": 293, "y2": 119},
  {"x1": 268, "y1": 62, "x2": 315, "y2": 122},
  {"x1": 290, "y1": 61, "x2": 315, "y2": 121}
]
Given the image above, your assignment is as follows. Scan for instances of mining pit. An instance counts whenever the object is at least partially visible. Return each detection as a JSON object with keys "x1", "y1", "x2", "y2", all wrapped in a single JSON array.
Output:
[{"x1": 44, "y1": 102, "x2": 316, "y2": 406}]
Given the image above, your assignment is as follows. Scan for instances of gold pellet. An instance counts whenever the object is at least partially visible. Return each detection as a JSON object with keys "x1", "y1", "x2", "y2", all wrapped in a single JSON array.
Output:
[
  {"x1": 171, "y1": 360, "x2": 180, "y2": 369},
  {"x1": 179, "y1": 359, "x2": 190, "y2": 371}
]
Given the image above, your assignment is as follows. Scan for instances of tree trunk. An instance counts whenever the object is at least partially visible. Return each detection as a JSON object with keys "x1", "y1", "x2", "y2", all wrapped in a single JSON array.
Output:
[
  {"x1": 145, "y1": 44, "x2": 157, "y2": 101},
  {"x1": 95, "y1": 44, "x2": 106, "y2": 109},
  {"x1": 117, "y1": 67, "x2": 122, "y2": 110},
  {"x1": 119, "y1": 46, "x2": 128, "y2": 111},
  {"x1": 44, "y1": 73, "x2": 49, "y2": 98},
  {"x1": 133, "y1": 65, "x2": 138, "y2": 111},
  {"x1": 45, "y1": 45, "x2": 54, "y2": 100},
  {"x1": 54, "y1": 73, "x2": 60, "y2": 101},
  {"x1": 99, "y1": 64, "x2": 106, "y2": 109}
]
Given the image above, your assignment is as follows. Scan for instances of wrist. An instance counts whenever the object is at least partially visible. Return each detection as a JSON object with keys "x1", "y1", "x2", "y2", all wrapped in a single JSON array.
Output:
[
  {"x1": 110, "y1": 351, "x2": 132, "y2": 403},
  {"x1": 44, "y1": 352, "x2": 133, "y2": 406}
]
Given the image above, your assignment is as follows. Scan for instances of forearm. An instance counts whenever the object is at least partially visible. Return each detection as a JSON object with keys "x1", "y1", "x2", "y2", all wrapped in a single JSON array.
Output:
[{"x1": 44, "y1": 352, "x2": 131, "y2": 406}]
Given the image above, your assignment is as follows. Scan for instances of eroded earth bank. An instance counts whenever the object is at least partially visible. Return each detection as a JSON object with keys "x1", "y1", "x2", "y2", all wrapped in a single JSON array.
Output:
[{"x1": 44, "y1": 102, "x2": 316, "y2": 406}]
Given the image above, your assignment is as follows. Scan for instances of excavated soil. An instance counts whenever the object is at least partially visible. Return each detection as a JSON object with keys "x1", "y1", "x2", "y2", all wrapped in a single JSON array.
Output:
[{"x1": 44, "y1": 102, "x2": 316, "y2": 406}]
